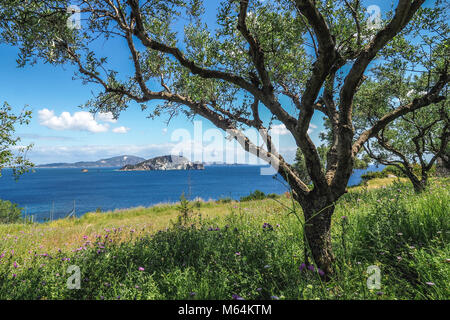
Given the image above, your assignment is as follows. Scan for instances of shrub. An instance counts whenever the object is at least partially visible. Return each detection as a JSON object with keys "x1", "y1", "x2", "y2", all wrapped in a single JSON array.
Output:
[
  {"x1": 217, "y1": 197, "x2": 232, "y2": 204},
  {"x1": 240, "y1": 190, "x2": 266, "y2": 202},
  {"x1": 0, "y1": 199, "x2": 23, "y2": 224}
]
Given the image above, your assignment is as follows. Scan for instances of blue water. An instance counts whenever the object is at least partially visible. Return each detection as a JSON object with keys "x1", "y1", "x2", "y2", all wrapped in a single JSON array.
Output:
[{"x1": 0, "y1": 165, "x2": 382, "y2": 222}]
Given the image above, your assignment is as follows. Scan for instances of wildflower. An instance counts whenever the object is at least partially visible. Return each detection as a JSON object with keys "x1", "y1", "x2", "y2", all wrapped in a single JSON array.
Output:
[
  {"x1": 299, "y1": 263, "x2": 306, "y2": 271},
  {"x1": 12, "y1": 274, "x2": 16, "y2": 278},
  {"x1": 189, "y1": 292, "x2": 196, "y2": 296},
  {"x1": 262, "y1": 223, "x2": 273, "y2": 231},
  {"x1": 13, "y1": 261, "x2": 18, "y2": 268},
  {"x1": 232, "y1": 294, "x2": 244, "y2": 300},
  {"x1": 83, "y1": 235, "x2": 88, "y2": 240},
  {"x1": 307, "y1": 265, "x2": 315, "y2": 272},
  {"x1": 271, "y1": 295, "x2": 279, "y2": 300},
  {"x1": 318, "y1": 269, "x2": 325, "y2": 276},
  {"x1": 256, "y1": 288, "x2": 262, "y2": 292},
  {"x1": 235, "y1": 252, "x2": 241, "y2": 256},
  {"x1": 376, "y1": 291, "x2": 384, "y2": 296},
  {"x1": 341, "y1": 216, "x2": 347, "y2": 220},
  {"x1": 397, "y1": 256, "x2": 402, "y2": 261},
  {"x1": 138, "y1": 267, "x2": 145, "y2": 271},
  {"x1": 425, "y1": 282, "x2": 435, "y2": 286},
  {"x1": 397, "y1": 232, "x2": 403, "y2": 236}
]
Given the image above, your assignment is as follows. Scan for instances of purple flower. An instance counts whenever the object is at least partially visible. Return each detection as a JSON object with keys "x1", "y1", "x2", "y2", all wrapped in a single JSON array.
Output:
[
  {"x1": 299, "y1": 263, "x2": 306, "y2": 271},
  {"x1": 262, "y1": 223, "x2": 273, "y2": 231},
  {"x1": 307, "y1": 265, "x2": 315, "y2": 272},
  {"x1": 138, "y1": 267, "x2": 145, "y2": 271},
  {"x1": 13, "y1": 261, "x2": 18, "y2": 268},
  {"x1": 235, "y1": 252, "x2": 241, "y2": 256},
  {"x1": 256, "y1": 288, "x2": 262, "y2": 292},
  {"x1": 376, "y1": 291, "x2": 384, "y2": 296},
  {"x1": 341, "y1": 216, "x2": 348, "y2": 220},
  {"x1": 271, "y1": 295, "x2": 279, "y2": 300},
  {"x1": 232, "y1": 294, "x2": 244, "y2": 300},
  {"x1": 318, "y1": 269, "x2": 325, "y2": 276},
  {"x1": 189, "y1": 292, "x2": 196, "y2": 296}
]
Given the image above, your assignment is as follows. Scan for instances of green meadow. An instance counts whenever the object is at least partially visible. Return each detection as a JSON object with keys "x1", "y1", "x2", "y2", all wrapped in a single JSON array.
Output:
[{"x1": 0, "y1": 178, "x2": 448, "y2": 300}]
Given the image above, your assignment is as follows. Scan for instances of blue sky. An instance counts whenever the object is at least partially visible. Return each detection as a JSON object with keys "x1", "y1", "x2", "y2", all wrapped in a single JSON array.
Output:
[{"x1": 1, "y1": 0, "x2": 416, "y2": 165}]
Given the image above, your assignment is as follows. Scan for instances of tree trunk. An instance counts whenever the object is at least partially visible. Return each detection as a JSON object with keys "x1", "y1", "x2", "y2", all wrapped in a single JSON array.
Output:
[
  {"x1": 298, "y1": 194, "x2": 335, "y2": 276},
  {"x1": 406, "y1": 171, "x2": 427, "y2": 193}
]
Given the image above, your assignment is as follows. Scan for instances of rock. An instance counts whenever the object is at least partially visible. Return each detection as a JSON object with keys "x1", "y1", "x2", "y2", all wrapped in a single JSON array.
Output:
[{"x1": 119, "y1": 155, "x2": 204, "y2": 171}]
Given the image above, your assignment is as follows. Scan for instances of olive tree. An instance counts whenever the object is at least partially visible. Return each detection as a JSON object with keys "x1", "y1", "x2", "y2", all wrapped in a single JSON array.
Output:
[
  {"x1": 1, "y1": 0, "x2": 448, "y2": 275},
  {"x1": 0, "y1": 102, "x2": 33, "y2": 179},
  {"x1": 353, "y1": 27, "x2": 449, "y2": 193}
]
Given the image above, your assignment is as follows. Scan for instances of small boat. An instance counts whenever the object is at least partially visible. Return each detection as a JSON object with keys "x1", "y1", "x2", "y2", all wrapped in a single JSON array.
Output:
[{"x1": 81, "y1": 169, "x2": 89, "y2": 173}]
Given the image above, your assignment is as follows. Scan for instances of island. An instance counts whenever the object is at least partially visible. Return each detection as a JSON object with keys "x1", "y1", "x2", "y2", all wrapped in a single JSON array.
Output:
[
  {"x1": 119, "y1": 155, "x2": 204, "y2": 171},
  {"x1": 36, "y1": 155, "x2": 146, "y2": 168}
]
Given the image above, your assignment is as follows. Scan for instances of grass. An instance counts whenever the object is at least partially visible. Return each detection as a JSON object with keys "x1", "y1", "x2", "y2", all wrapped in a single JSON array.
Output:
[{"x1": 0, "y1": 178, "x2": 448, "y2": 300}]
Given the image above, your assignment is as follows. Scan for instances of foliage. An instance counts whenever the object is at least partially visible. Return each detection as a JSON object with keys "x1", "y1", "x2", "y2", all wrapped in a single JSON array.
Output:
[
  {"x1": 239, "y1": 190, "x2": 277, "y2": 202},
  {"x1": 361, "y1": 165, "x2": 437, "y2": 182},
  {"x1": 0, "y1": 102, "x2": 34, "y2": 179},
  {"x1": 0, "y1": 199, "x2": 23, "y2": 224},
  {"x1": 0, "y1": 179, "x2": 448, "y2": 299}
]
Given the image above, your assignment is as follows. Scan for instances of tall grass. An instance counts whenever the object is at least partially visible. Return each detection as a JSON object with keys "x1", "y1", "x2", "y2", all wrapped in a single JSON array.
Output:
[{"x1": 0, "y1": 179, "x2": 448, "y2": 300}]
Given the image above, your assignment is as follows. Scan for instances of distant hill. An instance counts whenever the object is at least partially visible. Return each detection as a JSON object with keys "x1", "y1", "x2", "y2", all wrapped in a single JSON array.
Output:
[
  {"x1": 37, "y1": 155, "x2": 146, "y2": 168},
  {"x1": 120, "y1": 155, "x2": 204, "y2": 171}
]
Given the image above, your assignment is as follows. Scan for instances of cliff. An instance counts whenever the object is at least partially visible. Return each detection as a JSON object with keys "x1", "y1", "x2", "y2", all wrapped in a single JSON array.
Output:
[{"x1": 119, "y1": 155, "x2": 204, "y2": 171}]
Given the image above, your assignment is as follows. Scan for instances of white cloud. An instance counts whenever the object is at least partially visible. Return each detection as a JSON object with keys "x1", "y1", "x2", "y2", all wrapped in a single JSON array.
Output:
[
  {"x1": 112, "y1": 126, "x2": 130, "y2": 134},
  {"x1": 38, "y1": 109, "x2": 109, "y2": 133},
  {"x1": 270, "y1": 124, "x2": 290, "y2": 135},
  {"x1": 270, "y1": 123, "x2": 318, "y2": 135},
  {"x1": 95, "y1": 112, "x2": 117, "y2": 123},
  {"x1": 308, "y1": 124, "x2": 317, "y2": 134}
]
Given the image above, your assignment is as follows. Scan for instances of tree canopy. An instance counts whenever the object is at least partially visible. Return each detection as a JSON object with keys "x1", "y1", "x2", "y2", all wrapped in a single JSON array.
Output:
[{"x1": 0, "y1": 102, "x2": 33, "y2": 179}]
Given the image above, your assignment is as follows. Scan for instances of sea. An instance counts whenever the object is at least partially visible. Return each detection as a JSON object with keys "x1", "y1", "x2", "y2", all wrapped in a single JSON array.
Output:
[{"x1": 0, "y1": 164, "x2": 382, "y2": 222}]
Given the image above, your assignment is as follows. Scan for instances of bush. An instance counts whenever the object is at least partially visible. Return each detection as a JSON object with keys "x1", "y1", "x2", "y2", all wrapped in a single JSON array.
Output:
[
  {"x1": 240, "y1": 190, "x2": 267, "y2": 202},
  {"x1": 217, "y1": 197, "x2": 232, "y2": 204},
  {"x1": 362, "y1": 165, "x2": 437, "y2": 182},
  {"x1": 0, "y1": 199, "x2": 23, "y2": 224}
]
